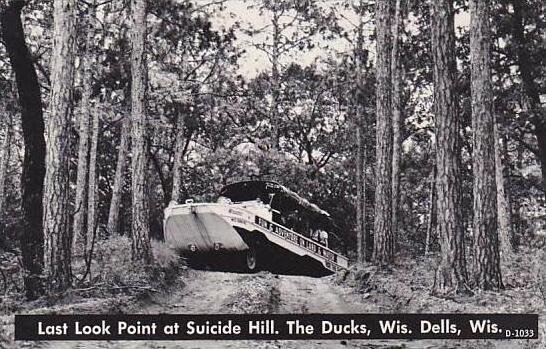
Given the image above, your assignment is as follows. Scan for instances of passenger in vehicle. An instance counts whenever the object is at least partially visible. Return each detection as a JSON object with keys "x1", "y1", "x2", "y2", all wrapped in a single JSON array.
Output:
[
  {"x1": 318, "y1": 230, "x2": 329, "y2": 247},
  {"x1": 286, "y1": 210, "x2": 299, "y2": 230}
]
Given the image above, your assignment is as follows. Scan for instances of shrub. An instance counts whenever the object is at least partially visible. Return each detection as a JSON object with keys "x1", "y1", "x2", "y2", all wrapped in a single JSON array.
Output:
[{"x1": 76, "y1": 236, "x2": 185, "y2": 294}]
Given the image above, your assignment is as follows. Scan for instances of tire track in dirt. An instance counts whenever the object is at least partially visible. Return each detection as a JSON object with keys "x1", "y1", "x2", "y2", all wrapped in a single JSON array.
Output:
[
  {"x1": 274, "y1": 274, "x2": 364, "y2": 314},
  {"x1": 145, "y1": 269, "x2": 254, "y2": 314}
]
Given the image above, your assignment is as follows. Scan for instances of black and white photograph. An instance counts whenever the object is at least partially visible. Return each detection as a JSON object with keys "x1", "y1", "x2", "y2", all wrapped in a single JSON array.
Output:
[{"x1": 0, "y1": 0, "x2": 544, "y2": 348}]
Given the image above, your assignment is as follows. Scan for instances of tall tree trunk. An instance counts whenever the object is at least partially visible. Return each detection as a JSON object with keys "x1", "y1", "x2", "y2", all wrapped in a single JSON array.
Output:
[
  {"x1": 105, "y1": 2, "x2": 130, "y2": 236},
  {"x1": 355, "y1": 3, "x2": 367, "y2": 264},
  {"x1": 372, "y1": 0, "x2": 394, "y2": 265},
  {"x1": 130, "y1": 0, "x2": 152, "y2": 263},
  {"x1": 391, "y1": 0, "x2": 403, "y2": 244},
  {"x1": 425, "y1": 165, "x2": 436, "y2": 255},
  {"x1": 44, "y1": 0, "x2": 77, "y2": 291},
  {"x1": 494, "y1": 120, "x2": 513, "y2": 260},
  {"x1": 72, "y1": 3, "x2": 95, "y2": 253},
  {"x1": 0, "y1": 114, "x2": 12, "y2": 218},
  {"x1": 356, "y1": 122, "x2": 367, "y2": 264},
  {"x1": 512, "y1": 1, "x2": 546, "y2": 199},
  {"x1": 502, "y1": 131, "x2": 516, "y2": 237},
  {"x1": 470, "y1": 0, "x2": 502, "y2": 290},
  {"x1": 171, "y1": 114, "x2": 186, "y2": 203},
  {"x1": 1, "y1": 1, "x2": 46, "y2": 299},
  {"x1": 270, "y1": 10, "x2": 281, "y2": 149},
  {"x1": 431, "y1": 0, "x2": 468, "y2": 295},
  {"x1": 86, "y1": 102, "x2": 100, "y2": 256},
  {"x1": 107, "y1": 118, "x2": 130, "y2": 235}
]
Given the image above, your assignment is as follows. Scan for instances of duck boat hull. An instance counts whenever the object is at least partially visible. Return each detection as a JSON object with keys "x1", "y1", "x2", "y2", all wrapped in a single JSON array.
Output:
[{"x1": 164, "y1": 202, "x2": 348, "y2": 276}]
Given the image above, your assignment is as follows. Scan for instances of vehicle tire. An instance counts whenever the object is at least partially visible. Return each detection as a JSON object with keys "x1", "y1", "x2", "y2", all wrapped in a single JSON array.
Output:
[{"x1": 245, "y1": 247, "x2": 257, "y2": 272}]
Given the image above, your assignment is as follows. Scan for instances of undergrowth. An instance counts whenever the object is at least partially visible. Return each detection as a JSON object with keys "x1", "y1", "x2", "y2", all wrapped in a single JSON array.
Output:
[
  {"x1": 0, "y1": 236, "x2": 186, "y2": 316},
  {"x1": 337, "y1": 246, "x2": 545, "y2": 348}
]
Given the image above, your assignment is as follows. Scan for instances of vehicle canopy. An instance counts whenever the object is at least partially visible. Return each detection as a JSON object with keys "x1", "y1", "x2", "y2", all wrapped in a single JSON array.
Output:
[{"x1": 219, "y1": 180, "x2": 344, "y2": 250}]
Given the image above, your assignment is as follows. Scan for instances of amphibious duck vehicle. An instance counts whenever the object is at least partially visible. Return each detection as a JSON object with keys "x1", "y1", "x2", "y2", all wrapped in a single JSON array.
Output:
[{"x1": 163, "y1": 180, "x2": 348, "y2": 276}]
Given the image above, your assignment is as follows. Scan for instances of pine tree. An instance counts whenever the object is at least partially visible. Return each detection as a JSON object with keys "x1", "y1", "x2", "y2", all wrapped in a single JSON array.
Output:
[
  {"x1": 107, "y1": 118, "x2": 130, "y2": 235},
  {"x1": 73, "y1": 2, "x2": 95, "y2": 253},
  {"x1": 43, "y1": 0, "x2": 77, "y2": 291},
  {"x1": 470, "y1": 0, "x2": 502, "y2": 290},
  {"x1": 431, "y1": 0, "x2": 468, "y2": 295},
  {"x1": 171, "y1": 114, "x2": 186, "y2": 203},
  {"x1": 372, "y1": 0, "x2": 394, "y2": 265},
  {"x1": 129, "y1": 0, "x2": 152, "y2": 263},
  {"x1": 86, "y1": 101, "x2": 100, "y2": 257},
  {"x1": 494, "y1": 120, "x2": 513, "y2": 260},
  {"x1": 391, "y1": 0, "x2": 403, "y2": 244},
  {"x1": 355, "y1": 0, "x2": 367, "y2": 264}
]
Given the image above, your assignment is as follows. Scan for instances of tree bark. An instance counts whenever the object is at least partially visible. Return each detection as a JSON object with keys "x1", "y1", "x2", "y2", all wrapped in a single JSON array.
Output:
[
  {"x1": 425, "y1": 165, "x2": 436, "y2": 255},
  {"x1": 107, "y1": 118, "x2": 130, "y2": 235},
  {"x1": 430, "y1": 0, "x2": 468, "y2": 295},
  {"x1": 356, "y1": 122, "x2": 367, "y2": 264},
  {"x1": 355, "y1": 4, "x2": 367, "y2": 264},
  {"x1": 372, "y1": 0, "x2": 394, "y2": 265},
  {"x1": 43, "y1": 0, "x2": 77, "y2": 290},
  {"x1": 270, "y1": 10, "x2": 281, "y2": 149},
  {"x1": 171, "y1": 114, "x2": 186, "y2": 203},
  {"x1": 391, "y1": 0, "x2": 403, "y2": 245},
  {"x1": 470, "y1": 0, "x2": 502, "y2": 290},
  {"x1": 0, "y1": 114, "x2": 12, "y2": 218},
  {"x1": 86, "y1": 102, "x2": 100, "y2": 256},
  {"x1": 494, "y1": 120, "x2": 513, "y2": 260},
  {"x1": 1, "y1": 1, "x2": 47, "y2": 299},
  {"x1": 130, "y1": 0, "x2": 152, "y2": 263},
  {"x1": 106, "y1": 2, "x2": 130, "y2": 236},
  {"x1": 72, "y1": 3, "x2": 95, "y2": 253}
]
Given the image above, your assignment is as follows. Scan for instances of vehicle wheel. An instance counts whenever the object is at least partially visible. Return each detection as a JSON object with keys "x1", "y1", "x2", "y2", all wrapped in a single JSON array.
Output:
[{"x1": 246, "y1": 247, "x2": 257, "y2": 271}]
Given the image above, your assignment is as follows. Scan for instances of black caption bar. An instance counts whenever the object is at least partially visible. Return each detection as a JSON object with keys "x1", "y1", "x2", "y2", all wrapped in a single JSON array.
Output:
[{"x1": 15, "y1": 314, "x2": 538, "y2": 341}]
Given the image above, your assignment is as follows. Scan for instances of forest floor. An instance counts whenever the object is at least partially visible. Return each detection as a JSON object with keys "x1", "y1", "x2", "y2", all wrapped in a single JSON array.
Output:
[{"x1": 0, "y1": 247, "x2": 544, "y2": 349}]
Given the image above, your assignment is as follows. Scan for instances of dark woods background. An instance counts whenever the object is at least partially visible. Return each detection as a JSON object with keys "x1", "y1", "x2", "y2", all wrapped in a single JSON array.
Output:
[{"x1": 0, "y1": 0, "x2": 544, "y2": 301}]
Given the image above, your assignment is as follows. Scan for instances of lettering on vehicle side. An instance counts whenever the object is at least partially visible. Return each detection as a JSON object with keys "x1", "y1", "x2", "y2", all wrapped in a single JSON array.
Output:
[{"x1": 254, "y1": 216, "x2": 340, "y2": 267}]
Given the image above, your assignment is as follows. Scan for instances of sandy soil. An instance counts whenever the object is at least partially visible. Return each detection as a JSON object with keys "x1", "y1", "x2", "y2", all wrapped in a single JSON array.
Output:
[{"x1": 6, "y1": 268, "x2": 544, "y2": 349}]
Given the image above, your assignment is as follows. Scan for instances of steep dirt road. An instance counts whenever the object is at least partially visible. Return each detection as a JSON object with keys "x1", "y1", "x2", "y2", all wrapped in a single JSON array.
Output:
[{"x1": 9, "y1": 270, "x2": 539, "y2": 349}]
